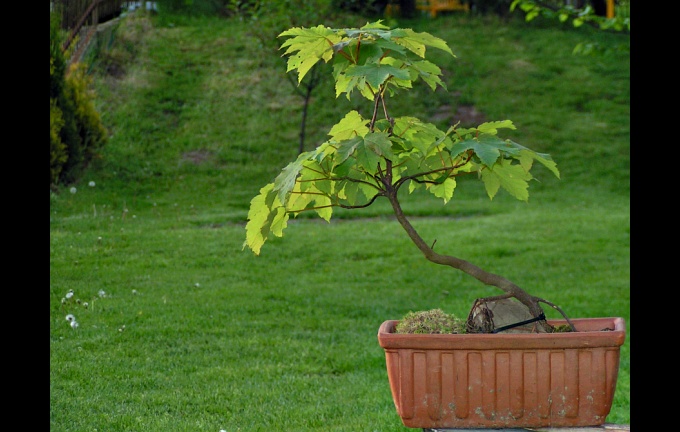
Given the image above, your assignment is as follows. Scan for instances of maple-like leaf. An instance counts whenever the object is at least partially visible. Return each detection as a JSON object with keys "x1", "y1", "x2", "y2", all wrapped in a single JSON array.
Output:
[
  {"x1": 392, "y1": 116, "x2": 445, "y2": 154},
  {"x1": 450, "y1": 132, "x2": 527, "y2": 166},
  {"x1": 287, "y1": 181, "x2": 333, "y2": 221},
  {"x1": 355, "y1": 140, "x2": 382, "y2": 173},
  {"x1": 363, "y1": 131, "x2": 394, "y2": 160},
  {"x1": 481, "y1": 159, "x2": 533, "y2": 201},
  {"x1": 279, "y1": 25, "x2": 341, "y2": 82},
  {"x1": 273, "y1": 152, "x2": 310, "y2": 204},
  {"x1": 335, "y1": 136, "x2": 363, "y2": 165},
  {"x1": 508, "y1": 141, "x2": 561, "y2": 179},
  {"x1": 410, "y1": 60, "x2": 445, "y2": 91},
  {"x1": 394, "y1": 28, "x2": 454, "y2": 58},
  {"x1": 428, "y1": 177, "x2": 457, "y2": 203},
  {"x1": 328, "y1": 110, "x2": 369, "y2": 140},
  {"x1": 477, "y1": 120, "x2": 517, "y2": 135},
  {"x1": 345, "y1": 64, "x2": 410, "y2": 89},
  {"x1": 244, "y1": 184, "x2": 288, "y2": 255}
]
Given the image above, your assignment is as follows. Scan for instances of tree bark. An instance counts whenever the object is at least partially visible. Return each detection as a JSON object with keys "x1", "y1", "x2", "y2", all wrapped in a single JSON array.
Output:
[{"x1": 384, "y1": 185, "x2": 553, "y2": 333}]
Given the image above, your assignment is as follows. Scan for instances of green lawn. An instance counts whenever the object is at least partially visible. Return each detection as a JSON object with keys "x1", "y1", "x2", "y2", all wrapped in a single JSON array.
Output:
[{"x1": 50, "y1": 8, "x2": 629, "y2": 431}]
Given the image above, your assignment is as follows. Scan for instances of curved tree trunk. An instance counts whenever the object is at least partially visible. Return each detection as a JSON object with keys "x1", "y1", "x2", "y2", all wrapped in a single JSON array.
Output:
[{"x1": 384, "y1": 187, "x2": 554, "y2": 333}]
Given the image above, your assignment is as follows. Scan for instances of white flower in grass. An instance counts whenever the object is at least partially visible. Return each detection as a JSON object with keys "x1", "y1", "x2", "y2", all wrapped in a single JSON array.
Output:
[
  {"x1": 194, "y1": 283, "x2": 200, "y2": 288},
  {"x1": 88, "y1": 181, "x2": 96, "y2": 187},
  {"x1": 70, "y1": 320, "x2": 79, "y2": 329},
  {"x1": 132, "y1": 289, "x2": 138, "y2": 295},
  {"x1": 82, "y1": 302, "x2": 89, "y2": 309},
  {"x1": 69, "y1": 187, "x2": 77, "y2": 194},
  {"x1": 65, "y1": 289, "x2": 74, "y2": 299},
  {"x1": 65, "y1": 314, "x2": 75, "y2": 322},
  {"x1": 98, "y1": 290, "x2": 106, "y2": 298}
]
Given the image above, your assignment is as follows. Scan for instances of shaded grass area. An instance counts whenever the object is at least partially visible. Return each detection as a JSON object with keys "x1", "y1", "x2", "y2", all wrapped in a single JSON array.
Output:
[{"x1": 50, "y1": 10, "x2": 629, "y2": 431}]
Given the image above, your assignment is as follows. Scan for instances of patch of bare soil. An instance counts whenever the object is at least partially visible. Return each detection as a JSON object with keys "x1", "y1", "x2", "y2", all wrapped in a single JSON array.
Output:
[
  {"x1": 181, "y1": 149, "x2": 214, "y2": 165},
  {"x1": 430, "y1": 104, "x2": 488, "y2": 127}
]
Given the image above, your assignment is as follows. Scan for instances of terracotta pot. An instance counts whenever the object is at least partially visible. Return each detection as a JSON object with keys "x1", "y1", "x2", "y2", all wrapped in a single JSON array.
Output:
[{"x1": 377, "y1": 317, "x2": 626, "y2": 429}]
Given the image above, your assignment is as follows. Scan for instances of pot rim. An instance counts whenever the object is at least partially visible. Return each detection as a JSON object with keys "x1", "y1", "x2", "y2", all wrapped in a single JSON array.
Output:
[{"x1": 377, "y1": 317, "x2": 626, "y2": 350}]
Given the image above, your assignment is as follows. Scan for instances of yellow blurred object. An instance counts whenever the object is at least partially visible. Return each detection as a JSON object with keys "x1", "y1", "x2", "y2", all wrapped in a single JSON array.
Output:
[{"x1": 416, "y1": 0, "x2": 470, "y2": 18}]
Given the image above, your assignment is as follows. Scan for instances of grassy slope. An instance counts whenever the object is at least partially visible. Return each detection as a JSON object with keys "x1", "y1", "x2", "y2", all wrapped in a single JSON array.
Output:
[{"x1": 50, "y1": 10, "x2": 629, "y2": 431}]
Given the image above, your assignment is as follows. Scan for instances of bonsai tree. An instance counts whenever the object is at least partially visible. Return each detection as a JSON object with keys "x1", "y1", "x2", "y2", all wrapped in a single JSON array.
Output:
[{"x1": 243, "y1": 21, "x2": 567, "y2": 333}]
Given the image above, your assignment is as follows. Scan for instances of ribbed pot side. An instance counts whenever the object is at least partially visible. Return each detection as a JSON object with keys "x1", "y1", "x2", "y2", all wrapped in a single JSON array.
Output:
[{"x1": 377, "y1": 317, "x2": 626, "y2": 429}]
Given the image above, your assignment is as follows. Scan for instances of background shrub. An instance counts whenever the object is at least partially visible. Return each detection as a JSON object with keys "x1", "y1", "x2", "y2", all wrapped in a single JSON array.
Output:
[
  {"x1": 50, "y1": 99, "x2": 68, "y2": 184},
  {"x1": 60, "y1": 63, "x2": 108, "y2": 184},
  {"x1": 50, "y1": 11, "x2": 108, "y2": 188}
]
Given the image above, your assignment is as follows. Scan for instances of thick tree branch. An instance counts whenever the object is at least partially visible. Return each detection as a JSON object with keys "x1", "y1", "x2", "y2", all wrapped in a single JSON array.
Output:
[{"x1": 384, "y1": 186, "x2": 553, "y2": 332}]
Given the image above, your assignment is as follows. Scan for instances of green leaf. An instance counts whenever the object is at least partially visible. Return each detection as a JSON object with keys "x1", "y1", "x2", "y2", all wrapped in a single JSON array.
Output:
[
  {"x1": 364, "y1": 132, "x2": 394, "y2": 160},
  {"x1": 392, "y1": 116, "x2": 445, "y2": 154},
  {"x1": 481, "y1": 159, "x2": 532, "y2": 201},
  {"x1": 355, "y1": 140, "x2": 381, "y2": 173},
  {"x1": 394, "y1": 28, "x2": 455, "y2": 58},
  {"x1": 288, "y1": 179, "x2": 334, "y2": 220},
  {"x1": 273, "y1": 152, "x2": 310, "y2": 204},
  {"x1": 512, "y1": 145, "x2": 561, "y2": 179},
  {"x1": 480, "y1": 168, "x2": 500, "y2": 200},
  {"x1": 340, "y1": 180, "x2": 359, "y2": 204},
  {"x1": 358, "y1": 181, "x2": 379, "y2": 199},
  {"x1": 334, "y1": 70, "x2": 365, "y2": 99},
  {"x1": 328, "y1": 110, "x2": 369, "y2": 140},
  {"x1": 244, "y1": 183, "x2": 289, "y2": 255},
  {"x1": 477, "y1": 120, "x2": 516, "y2": 135},
  {"x1": 286, "y1": 55, "x2": 321, "y2": 84},
  {"x1": 279, "y1": 25, "x2": 338, "y2": 59},
  {"x1": 428, "y1": 177, "x2": 457, "y2": 203},
  {"x1": 269, "y1": 206, "x2": 289, "y2": 237},
  {"x1": 314, "y1": 194, "x2": 333, "y2": 221},
  {"x1": 335, "y1": 137, "x2": 363, "y2": 164},
  {"x1": 333, "y1": 155, "x2": 356, "y2": 177},
  {"x1": 360, "y1": 20, "x2": 390, "y2": 30},
  {"x1": 449, "y1": 137, "x2": 493, "y2": 166},
  {"x1": 479, "y1": 134, "x2": 520, "y2": 157},
  {"x1": 501, "y1": 139, "x2": 561, "y2": 179},
  {"x1": 352, "y1": 42, "x2": 385, "y2": 64},
  {"x1": 279, "y1": 25, "x2": 341, "y2": 82},
  {"x1": 450, "y1": 133, "x2": 524, "y2": 167},
  {"x1": 346, "y1": 64, "x2": 410, "y2": 89},
  {"x1": 373, "y1": 38, "x2": 409, "y2": 56},
  {"x1": 410, "y1": 60, "x2": 444, "y2": 91},
  {"x1": 313, "y1": 177, "x2": 334, "y2": 195},
  {"x1": 530, "y1": 151, "x2": 560, "y2": 178}
]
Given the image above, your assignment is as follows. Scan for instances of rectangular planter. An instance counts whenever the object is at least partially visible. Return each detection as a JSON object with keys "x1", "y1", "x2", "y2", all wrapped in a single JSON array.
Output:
[{"x1": 377, "y1": 317, "x2": 626, "y2": 429}]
